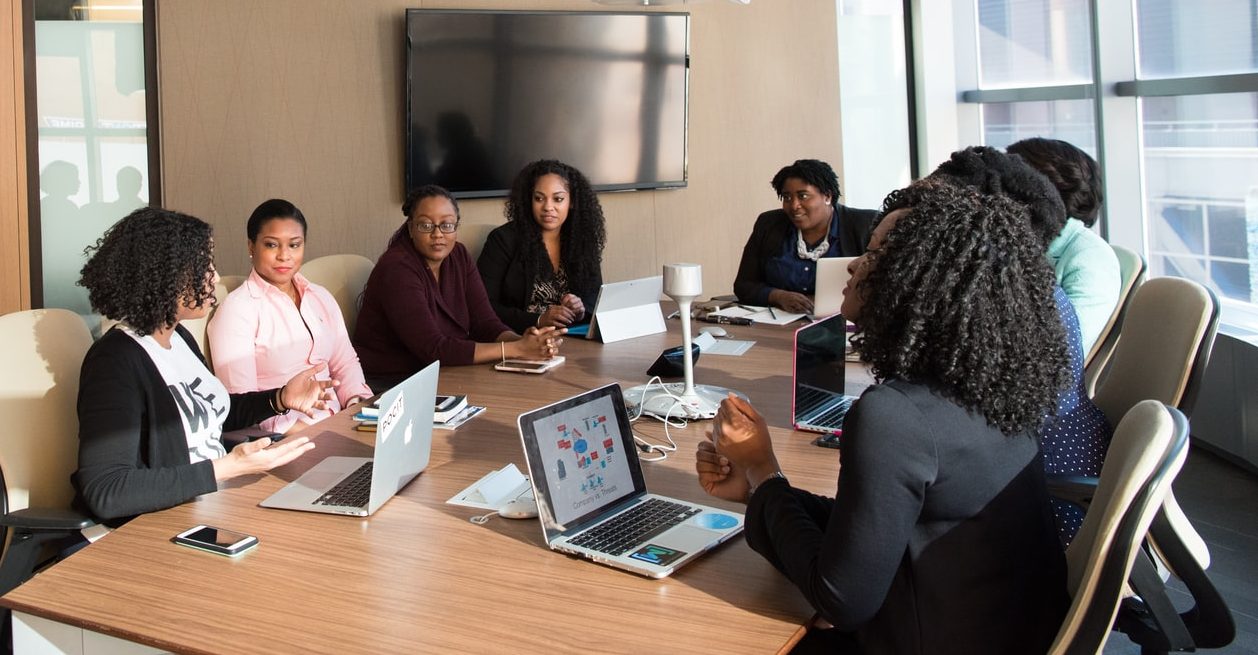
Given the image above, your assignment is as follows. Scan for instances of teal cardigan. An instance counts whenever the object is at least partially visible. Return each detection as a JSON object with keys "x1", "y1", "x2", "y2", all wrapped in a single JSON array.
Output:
[{"x1": 1047, "y1": 219, "x2": 1121, "y2": 354}]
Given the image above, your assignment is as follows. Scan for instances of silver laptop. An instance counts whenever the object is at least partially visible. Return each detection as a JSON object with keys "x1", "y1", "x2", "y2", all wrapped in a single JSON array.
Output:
[
  {"x1": 792, "y1": 314, "x2": 857, "y2": 440},
  {"x1": 259, "y1": 361, "x2": 438, "y2": 516},
  {"x1": 517, "y1": 383, "x2": 744, "y2": 578},
  {"x1": 576, "y1": 276, "x2": 666, "y2": 343},
  {"x1": 812, "y1": 256, "x2": 857, "y2": 318}
]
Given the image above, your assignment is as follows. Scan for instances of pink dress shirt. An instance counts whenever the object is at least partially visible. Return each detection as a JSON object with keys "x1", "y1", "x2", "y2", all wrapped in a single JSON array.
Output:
[{"x1": 208, "y1": 269, "x2": 373, "y2": 433}]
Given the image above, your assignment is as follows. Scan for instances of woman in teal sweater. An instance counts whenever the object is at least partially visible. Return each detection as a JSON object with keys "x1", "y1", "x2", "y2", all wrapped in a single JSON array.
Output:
[{"x1": 1008, "y1": 138, "x2": 1120, "y2": 355}]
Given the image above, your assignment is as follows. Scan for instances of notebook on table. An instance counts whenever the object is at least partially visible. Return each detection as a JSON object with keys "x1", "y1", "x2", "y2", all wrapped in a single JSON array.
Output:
[
  {"x1": 259, "y1": 361, "x2": 438, "y2": 517},
  {"x1": 793, "y1": 314, "x2": 858, "y2": 438},
  {"x1": 812, "y1": 256, "x2": 857, "y2": 318},
  {"x1": 517, "y1": 383, "x2": 744, "y2": 578}
]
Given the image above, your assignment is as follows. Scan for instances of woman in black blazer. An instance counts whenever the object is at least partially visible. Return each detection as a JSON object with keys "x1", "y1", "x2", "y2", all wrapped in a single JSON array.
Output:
[
  {"x1": 477, "y1": 159, "x2": 605, "y2": 332},
  {"x1": 74, "y1": 207, "x2": 332, "y2": 525}
]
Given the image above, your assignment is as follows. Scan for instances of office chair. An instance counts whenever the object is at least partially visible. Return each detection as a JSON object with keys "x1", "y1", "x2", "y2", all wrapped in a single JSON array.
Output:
[
  {"x1": 1047, "y1": 401, "x2": 1188, "y2": 655},
  {"x1": 299, "y1": 254, "x2": 373, "y2": 335},
  {"x1": 1084, "y1": 245, "x2": 1146, "y2": 394},
  {"x1": 0, "y1": 310, "x2": 96, "y2": 598},
  {"x1": 1065, "y1": 277, "x2": 1233, "y2": 653}
]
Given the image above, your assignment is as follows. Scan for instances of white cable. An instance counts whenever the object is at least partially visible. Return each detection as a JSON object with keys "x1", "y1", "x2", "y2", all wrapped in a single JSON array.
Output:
[{"x1": 628, "y1": 376, "x2": 686, "y2": 462}]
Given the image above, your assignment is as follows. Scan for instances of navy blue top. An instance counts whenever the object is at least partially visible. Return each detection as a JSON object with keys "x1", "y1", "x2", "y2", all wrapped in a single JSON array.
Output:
[
  {"x1": 1041, "y1": 286, "x2": 1114, "y2": 545},
  {"x1": 762, "y1": 215, "x2": 844, "y2": 297}
]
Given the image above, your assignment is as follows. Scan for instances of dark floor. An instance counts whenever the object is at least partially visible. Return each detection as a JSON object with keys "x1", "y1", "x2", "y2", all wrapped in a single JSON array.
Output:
[{"x1": 1103, "y1": 446, "x2": 1258, "y2": 654}]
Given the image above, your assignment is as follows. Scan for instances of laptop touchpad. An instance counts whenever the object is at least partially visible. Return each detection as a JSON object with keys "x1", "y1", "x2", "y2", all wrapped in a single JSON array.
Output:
[{"x1": 295, "y1": 470, "x2": 347, "y2": 492}]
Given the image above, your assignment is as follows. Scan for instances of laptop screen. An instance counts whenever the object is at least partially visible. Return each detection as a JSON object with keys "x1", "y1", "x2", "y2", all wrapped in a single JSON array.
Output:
[
  {"x1": 793, "y1": 314, "x2": 848, "y2": 421},
  {"x1": 518, "y1": 384, "x2": 647, "y2": 531}
]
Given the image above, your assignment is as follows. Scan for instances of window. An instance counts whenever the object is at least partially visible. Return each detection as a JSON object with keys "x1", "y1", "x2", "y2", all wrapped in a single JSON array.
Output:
[{"x1": 951, "y1": 0, "x2": 1258, "y2": 328}]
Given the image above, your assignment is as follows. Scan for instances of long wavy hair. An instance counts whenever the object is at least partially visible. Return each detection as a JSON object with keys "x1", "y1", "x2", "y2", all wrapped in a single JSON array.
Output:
[
  {"x1": 502, "y1": 159, "x2": 605, "y2": 288},
  {"x1": 79, "y1": 207, "x2": 216, "y2": 336},
  {"x1": 852, "y1": 179, "x2": 1070, "y2": 435}
]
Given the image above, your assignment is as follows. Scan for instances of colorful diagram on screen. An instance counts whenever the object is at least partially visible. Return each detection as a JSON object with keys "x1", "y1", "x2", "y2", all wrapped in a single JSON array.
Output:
[{"x1": 554, "y1": 414, "x2": 615, "y2": 497}]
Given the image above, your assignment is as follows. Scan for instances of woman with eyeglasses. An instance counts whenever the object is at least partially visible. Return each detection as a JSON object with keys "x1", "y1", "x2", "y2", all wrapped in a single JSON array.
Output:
[
  {"x1": 354, "y1": 185, "x2": 563, "y2": 392},
  {"x1": 477, "y1": 159, "x2": 605, "y2": 331},
  {"x1": 207, "y1": 199, "x2": 373, "y2": 434}
]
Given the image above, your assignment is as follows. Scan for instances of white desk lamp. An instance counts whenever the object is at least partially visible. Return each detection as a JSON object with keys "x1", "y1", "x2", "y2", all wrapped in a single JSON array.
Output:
[{"x1": 624, "y1": 263, "x2": 744, "y2": 420}]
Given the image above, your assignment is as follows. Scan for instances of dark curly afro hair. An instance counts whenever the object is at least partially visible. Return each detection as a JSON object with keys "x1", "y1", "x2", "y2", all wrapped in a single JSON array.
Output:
[
  {"x1": 1006, "y1": 137, "x2": 1104, "y2": 227},
  {"x1": 852, "y1": 179, "x2": 1071, "y2": 435},
  {"x1": 770, "y1": 159, "x2": 842, "y2": 203},
  {"x1": 79, "y1": 206, "x2": 216, "y2": 336},
  {"x1": 502, "y1": 159, "x2": 606, "y2": 289},
  {"x1": 928, "y1": 145, "x2": 1067, "y2": 248}
]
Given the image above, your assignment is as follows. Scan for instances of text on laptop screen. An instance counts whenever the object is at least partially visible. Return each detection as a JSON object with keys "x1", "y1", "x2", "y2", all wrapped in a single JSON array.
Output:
[
  {"x1": 796, "y1": 316, "x2": 847, "y2": 398},
  {"x1": 530, "y1": 393, "x2": 637, "y2": 526}
]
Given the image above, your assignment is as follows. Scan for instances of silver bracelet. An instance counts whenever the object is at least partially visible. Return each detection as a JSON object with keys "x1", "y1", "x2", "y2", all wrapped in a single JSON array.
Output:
[{"x1": 750, "y1": 470, "x2": 788, "y2": 496}]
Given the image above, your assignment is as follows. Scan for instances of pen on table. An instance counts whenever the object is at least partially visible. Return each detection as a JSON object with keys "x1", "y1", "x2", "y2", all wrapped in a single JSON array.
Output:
[{"x1": 768, "y1": 306, "x2": 778, "y2": 320}]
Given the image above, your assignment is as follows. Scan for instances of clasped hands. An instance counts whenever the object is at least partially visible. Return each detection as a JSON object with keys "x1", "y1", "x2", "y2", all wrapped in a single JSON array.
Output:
[
  {"x1": 520, "y1": 325, "x2": 565, "y2": 360},
  {"x1": 537, "y1": 293, "x2": 586, "y2": 328},
  {"x1": 695, "y1": 394, "x2": 783, "y2": 504}
]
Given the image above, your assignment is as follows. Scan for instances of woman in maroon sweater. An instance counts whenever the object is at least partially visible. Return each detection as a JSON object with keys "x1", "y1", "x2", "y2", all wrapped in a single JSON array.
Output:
[{"x1": 354, "y1": 185, "x2": 563, "y2": 392}]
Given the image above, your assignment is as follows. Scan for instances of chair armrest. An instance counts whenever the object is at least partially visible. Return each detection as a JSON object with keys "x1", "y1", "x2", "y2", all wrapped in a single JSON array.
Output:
[
  {"x1": 0, "y1": 507, "x2": 95, "y2": 531},
  {"x1": 1047, "y1": 475, "x2": 1099, "y2": 508}
]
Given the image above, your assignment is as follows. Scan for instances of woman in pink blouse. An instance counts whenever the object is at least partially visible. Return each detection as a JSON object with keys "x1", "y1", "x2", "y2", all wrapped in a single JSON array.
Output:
[{"x1": 208, "y1": 199, "x2": 373, "y2": 433}]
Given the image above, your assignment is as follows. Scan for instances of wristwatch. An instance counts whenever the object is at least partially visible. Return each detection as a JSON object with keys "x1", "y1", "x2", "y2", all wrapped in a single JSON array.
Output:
[{"x1": 750, "y1": 470, "x2": 788, "y2": 496}]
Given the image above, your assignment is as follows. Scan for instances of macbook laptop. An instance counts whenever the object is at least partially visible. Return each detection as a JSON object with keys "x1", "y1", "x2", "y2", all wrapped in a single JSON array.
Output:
[
  {"x1": 575, "y1": 276, "x2": 666, "y2": 344},
  {"x1": 793, "y1": 314, "x2": 858, "y2": 439},
  {"x1": 812, "y1": 256, "x2": 857, "y2": 318},
  {"x1": 517, "y1": 383, "x2": 744, "y2": 578},
  {"x1": 260, "y1": 361, "x2": 438, "y2": 516}
]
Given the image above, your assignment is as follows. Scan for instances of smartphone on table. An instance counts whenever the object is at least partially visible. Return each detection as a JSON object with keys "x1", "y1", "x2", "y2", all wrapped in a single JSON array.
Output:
[
  {"x1": 172, "y1": 525, "x2": 259, "y2": 557},
  {"x1": 494, "y1": 356, "x2": 565, "y2": 374}
]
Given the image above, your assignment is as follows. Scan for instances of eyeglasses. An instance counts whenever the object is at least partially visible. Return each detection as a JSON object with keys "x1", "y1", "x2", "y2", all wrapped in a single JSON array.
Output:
[{"x1": 412, "y1": 221, "x2": 459, "y2": 234}]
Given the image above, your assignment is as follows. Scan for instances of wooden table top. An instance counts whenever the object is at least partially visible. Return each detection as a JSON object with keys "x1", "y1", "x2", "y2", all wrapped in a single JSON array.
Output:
[{"x1": 2, "y1": 317, "x2": 872, "y2": 654}]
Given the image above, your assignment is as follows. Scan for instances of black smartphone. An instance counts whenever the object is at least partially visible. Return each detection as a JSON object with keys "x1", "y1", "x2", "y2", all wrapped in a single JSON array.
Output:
[
  {"x1": 172, "y1": 525, "x2": 259, "y2": 557},
  {"x1": 811, "y1": 433, "x2": 842, "y2": 449}
]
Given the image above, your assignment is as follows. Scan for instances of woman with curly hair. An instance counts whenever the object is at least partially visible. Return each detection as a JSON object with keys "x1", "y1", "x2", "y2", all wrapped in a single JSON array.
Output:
[
  {"x1": 1007, "y1": 137, "x2": 1120, "y2": 353},
  {"x1": 929, "y1": 146, "x2": 1114, "y2": 545},
  {"x1": 354, "y1": 185, "x2": 563, "y2": 392},
  {"x1": 75, "y1": 207, "x2": 331, "y2": 525},
  {"x1": 696, "y1": 180, "x2": 1069, "y2": 653},
  {"x1": 477, "y1": 159, "x2": 605, "y2": 331},
  {"x1": 733, "y1": 159, "x2": 878, "y2": 313},
  {"x1": 208, "y1": 199, "x2": 373, "y2": 435}
]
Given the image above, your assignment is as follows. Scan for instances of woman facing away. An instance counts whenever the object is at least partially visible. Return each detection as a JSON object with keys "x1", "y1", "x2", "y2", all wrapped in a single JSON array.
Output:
[
  {"x1": 697, "y1": 179, "x2": 1070, "y2": 653},
  {"x1": 74, "y1": 207, "x2": 329, "y2": 526},
  {"x1": 733, "y1": 159, "x2": 878, "y2": 314},
  {"x1": 929, "y1": 145, "x2": 1115, "y2": 545},
  {"x1": 354, "y1": 185, "x2": 563, "y2": 393},
  {"x1": 477, "y1": 159, "x2": 605, "y2": 332},
  {"x1": 1007, "y1": 137, "x2": 1121, "y2": 355},
  {"x1": 208, "y1": 199, "x2": 373, "y2": 434}
]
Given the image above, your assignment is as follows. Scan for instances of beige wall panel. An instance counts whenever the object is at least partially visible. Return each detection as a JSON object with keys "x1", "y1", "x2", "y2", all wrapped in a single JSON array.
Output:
[
  {"x1": 1, "y1": 0, "x2": 31, "y2": 314},
  {"x1": 158, "y1": 0, "x2": 845, "y2": 300}
]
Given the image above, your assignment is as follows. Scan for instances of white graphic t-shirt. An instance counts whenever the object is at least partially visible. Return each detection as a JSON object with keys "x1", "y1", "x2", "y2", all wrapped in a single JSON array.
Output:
[{"x1": 126, "y1": 328, "x2": 231, "y2": 463}]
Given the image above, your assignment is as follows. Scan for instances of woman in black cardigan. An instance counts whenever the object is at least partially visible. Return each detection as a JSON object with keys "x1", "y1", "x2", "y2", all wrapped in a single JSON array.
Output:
[
  {"x1": 477, "y1": 159, "x2": 605, "y2": 332},
  {"x1": 74, "y1": 207, "x2": 333, "y2": 525}
]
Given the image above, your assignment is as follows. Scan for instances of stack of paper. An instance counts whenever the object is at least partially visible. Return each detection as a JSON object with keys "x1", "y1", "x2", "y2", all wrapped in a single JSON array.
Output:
[
  {"x1": 351, "y1": 395, "x2": 486, "y2": 432},
  {"x1": 708, "y1": 305, "x2": 805, "y2": 326}
]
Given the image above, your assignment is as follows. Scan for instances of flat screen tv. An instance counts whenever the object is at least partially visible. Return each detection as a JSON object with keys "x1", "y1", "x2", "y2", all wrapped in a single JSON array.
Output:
[{"x1": 405, "y1": 9, "x2": 689, "y2": 198}]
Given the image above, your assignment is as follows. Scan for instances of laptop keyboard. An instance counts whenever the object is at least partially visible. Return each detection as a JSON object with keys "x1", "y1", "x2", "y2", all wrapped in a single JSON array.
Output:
[
  {"x1": 798, "y1": 386, "x2": 854, "y2": 430},
  {"x1": 569, "y1": 498, "x2": 700, "y2": 556},
  {"x1": 314, "y1": 461, "x2": 373, "y2": 508}
]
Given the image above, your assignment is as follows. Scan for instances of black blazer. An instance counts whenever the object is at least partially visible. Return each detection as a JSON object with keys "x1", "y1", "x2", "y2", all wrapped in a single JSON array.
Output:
[
  {"x1": 476, "y1": 222, "x2": 602, "y2": 333},
  {"x1": 73, "y1": 325, "x2": 278, "y2": 525},
  {"x1": 733, "y1": 205, "x2": 878, "y2": 305}
]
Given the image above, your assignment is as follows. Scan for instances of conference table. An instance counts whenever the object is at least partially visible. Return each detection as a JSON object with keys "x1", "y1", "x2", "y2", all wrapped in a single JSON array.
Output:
[{"x1": 2, "y1": 316, "x2": 872, "y2": 654}]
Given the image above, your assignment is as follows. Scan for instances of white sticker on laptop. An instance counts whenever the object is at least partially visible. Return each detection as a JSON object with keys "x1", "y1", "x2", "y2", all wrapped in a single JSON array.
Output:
[{"x1": 379, "y1": 392, "x2": 405, "y2": 444}]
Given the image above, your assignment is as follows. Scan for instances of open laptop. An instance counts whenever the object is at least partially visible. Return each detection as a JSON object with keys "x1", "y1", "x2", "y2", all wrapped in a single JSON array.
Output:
[
  {"x1": 260, "y1": 361, "x2": 438, "y2": 516},
  {"x1": 793, "y1": 314, "x2": 858, "y2": 439},
  {"x1": 518, "y1": 383, "x2": 744, "y2": 578},
  {"x1": 812, "y1": 256, "x2": 857, "y2": 318},
  {"x1": 575, "y1": 276, "x2": 666, "y2": 344}
]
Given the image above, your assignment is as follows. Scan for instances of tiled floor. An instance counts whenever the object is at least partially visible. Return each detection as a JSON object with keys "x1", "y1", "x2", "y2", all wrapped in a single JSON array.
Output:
[{"x1": 1104, "y1": 446, "x2": 1258, "y2": 654}]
